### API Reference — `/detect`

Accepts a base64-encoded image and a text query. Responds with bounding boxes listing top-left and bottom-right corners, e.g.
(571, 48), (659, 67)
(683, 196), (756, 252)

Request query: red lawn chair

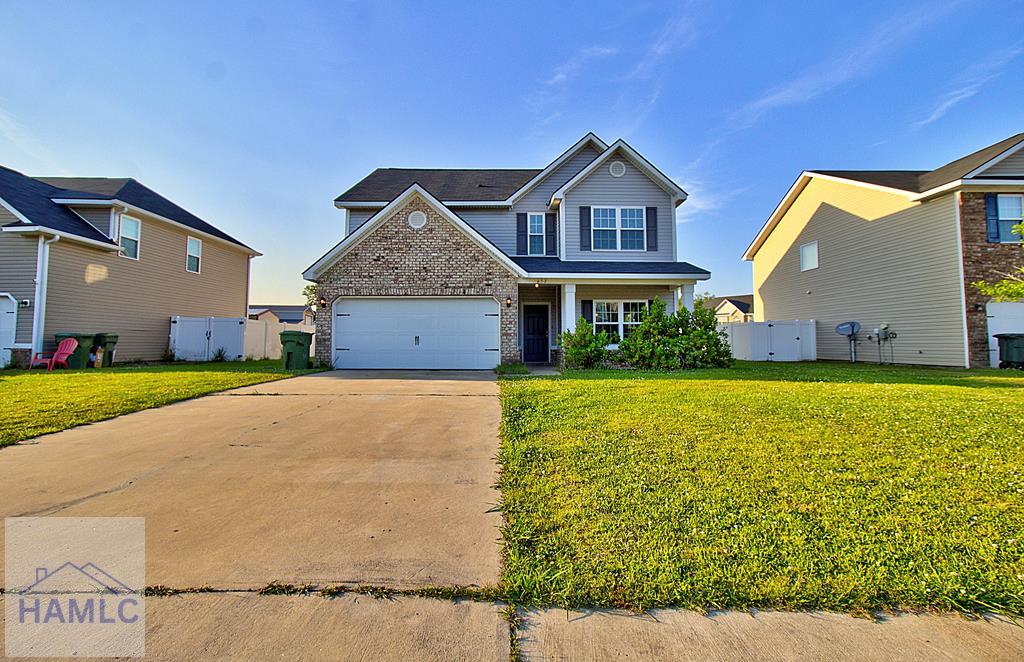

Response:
(30, 337), (79, 371)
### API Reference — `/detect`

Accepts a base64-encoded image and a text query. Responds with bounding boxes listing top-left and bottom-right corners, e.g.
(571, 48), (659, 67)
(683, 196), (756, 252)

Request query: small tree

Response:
(559, 317), (611, 369)
(618, 298), (732, 370)
(302, 284), (318, 308)
(973, 221), (1024, 301)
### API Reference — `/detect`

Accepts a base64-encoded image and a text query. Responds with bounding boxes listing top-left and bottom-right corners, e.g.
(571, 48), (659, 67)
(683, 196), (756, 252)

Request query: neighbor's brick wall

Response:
(314, 194), (520, 366)
(960, 192), (1024, 367)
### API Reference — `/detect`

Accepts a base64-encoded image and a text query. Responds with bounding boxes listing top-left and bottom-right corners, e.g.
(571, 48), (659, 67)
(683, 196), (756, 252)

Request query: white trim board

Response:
(1, 224), (121, 251)
(507, 132), (608, 205)
(550, 139), (688, 206)
(304, 183), (529, 280)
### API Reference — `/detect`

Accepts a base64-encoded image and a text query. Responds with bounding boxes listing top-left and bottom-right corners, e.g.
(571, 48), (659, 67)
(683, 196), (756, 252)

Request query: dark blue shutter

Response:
(545, 212), (557, 256)
(581, 300), (593, 323)
(985, 194), (1000, 243)
(579, 207), (591, 251)
(645, 207), (658, 251)
(516, 213), (528, 254)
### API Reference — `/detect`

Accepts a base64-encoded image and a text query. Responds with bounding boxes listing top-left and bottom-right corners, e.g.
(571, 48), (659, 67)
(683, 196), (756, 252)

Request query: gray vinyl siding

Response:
(0, 232), (39, 344)
(983, 149), (1024, 176)
(563, 154), (675, 261)
(753, 177), (966, 367)
(574, 285), (677, 320)
(347, 209), (377, 235)
(69, 206), (111, 237)
(43, 210), (251, 361)
(341, 144), (602, 254)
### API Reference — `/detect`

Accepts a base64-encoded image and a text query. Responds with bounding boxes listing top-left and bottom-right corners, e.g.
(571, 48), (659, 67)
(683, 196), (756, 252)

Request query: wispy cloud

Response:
(627, 6), (701, 80)
(545, 47), (618, 86)
(674, 177), (746, 224)
(731, 4), (960, 130)
(0, 104), (63, 172)
(913, 43), (1022, 128)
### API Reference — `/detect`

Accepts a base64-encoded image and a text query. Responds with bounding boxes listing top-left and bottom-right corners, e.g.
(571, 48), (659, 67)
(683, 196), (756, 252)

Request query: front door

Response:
(523, 305), (549, 363)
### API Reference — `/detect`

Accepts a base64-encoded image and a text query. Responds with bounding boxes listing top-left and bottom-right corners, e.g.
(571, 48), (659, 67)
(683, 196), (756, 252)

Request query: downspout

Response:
(30, 233), (61, 355)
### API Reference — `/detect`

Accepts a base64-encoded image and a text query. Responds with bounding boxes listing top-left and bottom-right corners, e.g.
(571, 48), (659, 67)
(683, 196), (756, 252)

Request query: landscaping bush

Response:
(558, 317), (611, 369)
(618, 298), (732, 369)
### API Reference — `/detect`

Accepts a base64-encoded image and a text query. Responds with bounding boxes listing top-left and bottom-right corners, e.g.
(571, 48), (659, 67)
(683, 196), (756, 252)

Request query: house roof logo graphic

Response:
(17, 562), (136, 595)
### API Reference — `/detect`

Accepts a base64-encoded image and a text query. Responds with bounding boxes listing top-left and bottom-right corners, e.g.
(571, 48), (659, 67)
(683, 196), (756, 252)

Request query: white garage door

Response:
(987, 301), (1024, 367)
(332, 297), (501, 369)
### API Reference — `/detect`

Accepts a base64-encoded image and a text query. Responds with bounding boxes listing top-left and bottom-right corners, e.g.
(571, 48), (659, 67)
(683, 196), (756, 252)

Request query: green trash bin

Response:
(994, 333), (1024, 369)
(280, 331), (313, 370)
(53, 332), (97, 369)
(94, 333), (119, 367)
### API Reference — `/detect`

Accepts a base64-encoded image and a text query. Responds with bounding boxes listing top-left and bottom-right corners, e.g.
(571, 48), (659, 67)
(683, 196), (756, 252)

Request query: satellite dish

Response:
(835, 321), (861, 337)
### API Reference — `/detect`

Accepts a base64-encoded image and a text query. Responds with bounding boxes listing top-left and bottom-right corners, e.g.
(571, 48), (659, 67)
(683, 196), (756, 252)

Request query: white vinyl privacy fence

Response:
(244, 319), (315, 360)
(720, 320), (817, 362)
(169, 316), (246, 361)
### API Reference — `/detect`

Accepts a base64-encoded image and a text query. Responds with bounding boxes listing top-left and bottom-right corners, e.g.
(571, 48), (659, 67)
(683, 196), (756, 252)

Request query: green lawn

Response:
(498, 361), (1024, 615)
(0, 360), (319, 446)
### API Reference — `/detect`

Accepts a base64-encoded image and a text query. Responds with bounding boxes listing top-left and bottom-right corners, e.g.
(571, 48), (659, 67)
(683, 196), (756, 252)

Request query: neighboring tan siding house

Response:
(744, 133), (1024, 368)
(0, 165), (258, 365)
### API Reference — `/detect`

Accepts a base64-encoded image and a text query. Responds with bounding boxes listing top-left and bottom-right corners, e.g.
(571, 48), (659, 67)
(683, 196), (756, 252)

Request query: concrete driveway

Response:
(0, 370), (503, 589)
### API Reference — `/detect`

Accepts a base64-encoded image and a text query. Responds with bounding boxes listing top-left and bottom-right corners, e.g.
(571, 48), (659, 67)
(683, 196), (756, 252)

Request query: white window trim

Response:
(591, 207), (646, 252)
(186, 235), (202, 274)
(592, 299), (648, 346)
(119, 215), (141, 261)
(799, 240), (818, 272)
(996, 194), (1023, 244)
(527, 212), (546, 256)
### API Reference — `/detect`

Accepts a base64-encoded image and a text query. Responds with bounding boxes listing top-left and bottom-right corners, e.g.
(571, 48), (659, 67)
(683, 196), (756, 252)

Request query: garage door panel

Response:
(333, 297), (501, 369)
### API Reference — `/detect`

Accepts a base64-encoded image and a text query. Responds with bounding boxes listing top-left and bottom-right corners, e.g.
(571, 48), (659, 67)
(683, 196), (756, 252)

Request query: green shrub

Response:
(495, 362), (530, 375)
(618, 298), (732, 370)
(559, 317), (611, 369)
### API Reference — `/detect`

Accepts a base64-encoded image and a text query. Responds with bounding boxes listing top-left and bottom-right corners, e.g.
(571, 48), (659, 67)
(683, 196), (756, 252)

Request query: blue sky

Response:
(2, 0), (1022, 302)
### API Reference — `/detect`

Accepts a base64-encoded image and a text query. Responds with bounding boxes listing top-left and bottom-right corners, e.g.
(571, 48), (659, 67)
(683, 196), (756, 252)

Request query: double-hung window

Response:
(593, 300), (648, 343)
(592, 207), (645, 251)
(528, 213), (545, 255)
(186, 236), (202, 273)
(996, 194), (1023, 243)
(119, 216), (140, 260)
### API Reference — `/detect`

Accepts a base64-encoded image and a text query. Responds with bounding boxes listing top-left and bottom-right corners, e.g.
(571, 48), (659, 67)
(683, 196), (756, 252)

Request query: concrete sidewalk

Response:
(518, 607), (1024, 661)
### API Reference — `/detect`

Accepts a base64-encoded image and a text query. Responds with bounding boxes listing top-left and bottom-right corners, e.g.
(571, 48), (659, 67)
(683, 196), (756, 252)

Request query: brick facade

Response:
(959, 192), (1024, 367)
(10, 348), (30, 368)
(313, 194), (520, 367)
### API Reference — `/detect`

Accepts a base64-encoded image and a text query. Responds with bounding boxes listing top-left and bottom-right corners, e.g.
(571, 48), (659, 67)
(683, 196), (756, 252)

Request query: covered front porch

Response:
(515, 279), (697, 364)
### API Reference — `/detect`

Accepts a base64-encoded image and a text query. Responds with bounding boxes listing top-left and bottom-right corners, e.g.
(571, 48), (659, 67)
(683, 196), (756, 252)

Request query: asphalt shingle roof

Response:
(37, 176), (251, 249)
(511, 256), (710, 275)
(810, 132), (1024, 193)
(335, 168), (542, 203)
(0, 166), (115, 244)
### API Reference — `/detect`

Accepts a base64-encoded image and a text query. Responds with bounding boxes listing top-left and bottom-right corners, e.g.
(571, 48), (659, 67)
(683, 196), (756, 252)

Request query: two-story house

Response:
(0, 165), (258, 366)
(743, 133), (1024, 368)
(304, 134), (710, 369)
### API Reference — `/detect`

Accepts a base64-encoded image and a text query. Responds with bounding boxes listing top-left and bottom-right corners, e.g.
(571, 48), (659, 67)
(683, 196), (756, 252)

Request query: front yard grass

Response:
(1, 359), (319, 446)
(498, 361), (1024, 615)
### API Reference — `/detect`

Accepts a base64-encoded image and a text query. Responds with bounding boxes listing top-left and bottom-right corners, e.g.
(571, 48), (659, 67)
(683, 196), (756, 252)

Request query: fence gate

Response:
(169, 316), (245, 361)
(720, 320), (816, 362)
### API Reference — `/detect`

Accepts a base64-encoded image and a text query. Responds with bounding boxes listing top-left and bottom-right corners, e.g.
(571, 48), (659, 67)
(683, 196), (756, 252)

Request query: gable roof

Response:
(808, 132), (1024, 194)
(41, 176), (254, 250)
(550, 139), (688, 205)
(333, 133), (609, 206)
(305, 183), (528, 280)
(744, 132), (1024, 260)
(703, 295), (753, 314)
(0, 166), (116, 245)
(249, 304), (310, 322)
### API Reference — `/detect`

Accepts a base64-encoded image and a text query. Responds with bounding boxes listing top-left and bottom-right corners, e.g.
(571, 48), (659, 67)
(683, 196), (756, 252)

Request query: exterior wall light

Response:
(505, 297), (513, 307)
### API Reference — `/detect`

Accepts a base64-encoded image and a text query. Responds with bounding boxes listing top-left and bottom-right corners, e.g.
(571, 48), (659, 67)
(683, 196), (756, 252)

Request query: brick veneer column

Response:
(959, 192), (1024, 367)
(312, 194), (520, 367)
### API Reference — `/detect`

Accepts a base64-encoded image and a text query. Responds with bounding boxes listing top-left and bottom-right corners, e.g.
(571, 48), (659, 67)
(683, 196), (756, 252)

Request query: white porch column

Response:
(679, 283), (695, 312)
(561, 283), (576, 333)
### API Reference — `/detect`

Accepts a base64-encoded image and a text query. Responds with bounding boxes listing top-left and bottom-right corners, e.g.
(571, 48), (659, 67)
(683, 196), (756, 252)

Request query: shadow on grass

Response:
(556, 361), (1024, 390)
